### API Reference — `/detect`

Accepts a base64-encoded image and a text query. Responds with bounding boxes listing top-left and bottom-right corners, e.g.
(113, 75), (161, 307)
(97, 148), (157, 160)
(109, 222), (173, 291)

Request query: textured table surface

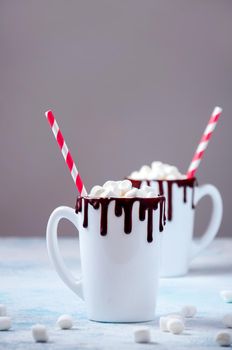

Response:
(0, 238), (232, 349)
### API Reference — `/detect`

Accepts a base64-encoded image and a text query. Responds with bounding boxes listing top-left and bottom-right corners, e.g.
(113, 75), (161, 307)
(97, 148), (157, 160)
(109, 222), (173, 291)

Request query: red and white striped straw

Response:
(45, 110), (87, 196)
(186, 106), (222, 179)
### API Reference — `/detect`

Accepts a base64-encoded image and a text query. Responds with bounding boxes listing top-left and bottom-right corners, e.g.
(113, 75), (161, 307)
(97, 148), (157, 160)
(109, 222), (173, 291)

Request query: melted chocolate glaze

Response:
(75, 196), (166, 243)
(129, 178), (197, 221)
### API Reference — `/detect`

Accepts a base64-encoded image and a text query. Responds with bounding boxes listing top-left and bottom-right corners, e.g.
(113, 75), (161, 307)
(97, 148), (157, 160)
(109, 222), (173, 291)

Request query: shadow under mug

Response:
(128, 178), (223, 277)
(46, 196), (165, 323)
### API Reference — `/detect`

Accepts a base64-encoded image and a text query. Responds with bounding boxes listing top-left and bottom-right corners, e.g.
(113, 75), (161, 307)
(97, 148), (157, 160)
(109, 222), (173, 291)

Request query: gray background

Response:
(0, 0), (231, 237)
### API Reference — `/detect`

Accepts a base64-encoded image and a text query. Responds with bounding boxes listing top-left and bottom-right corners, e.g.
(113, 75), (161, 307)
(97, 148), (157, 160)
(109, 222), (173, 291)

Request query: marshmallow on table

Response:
(56, 314), (73, 329)
(167, 318), (184, 334)
(159, 316), (169, 332)
(215, 331), (232, 347)
(0, 305), (7, 316)
(220, 290), (232, 303)
(32, 324), (49, 343)
(223, 314), (232, 328)
(134, 327), (151, 343)
(181, 305), (197, 318)
(0, 317), (11, 331)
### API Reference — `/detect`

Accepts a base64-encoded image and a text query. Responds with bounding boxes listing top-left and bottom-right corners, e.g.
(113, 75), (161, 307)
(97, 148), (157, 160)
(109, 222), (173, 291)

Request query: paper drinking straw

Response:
(45, 110), (87, 196)
(186, 106), (222, 179)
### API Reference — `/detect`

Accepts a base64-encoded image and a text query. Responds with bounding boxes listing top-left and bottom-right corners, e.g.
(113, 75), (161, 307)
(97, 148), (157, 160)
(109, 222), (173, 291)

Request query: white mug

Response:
(46, 196), (165, 322)
(129, 178), (223, 277)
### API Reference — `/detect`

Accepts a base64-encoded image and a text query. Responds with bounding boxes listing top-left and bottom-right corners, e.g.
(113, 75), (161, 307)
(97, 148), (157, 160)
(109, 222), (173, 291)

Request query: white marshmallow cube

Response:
(0, 317), (11, 331)
(136, 189), (147, 198)
(0, 305), (7, 316)
(223, 314), (232, 328)
(56, 314), (73, 329)
(159, 316), (169, 332)
(124, 188), (138, 198)
(215, 331), (231, 347)
(134, 327), (151, 343)
(118, 180), (132, 196)
(89, 185), (105, 198)
(220, 290), (232, 303)
(32, 324), (49, 342)
(167, 318), (184, 334)
(181, 305), (197, 318)
(101, 189), (117, 198)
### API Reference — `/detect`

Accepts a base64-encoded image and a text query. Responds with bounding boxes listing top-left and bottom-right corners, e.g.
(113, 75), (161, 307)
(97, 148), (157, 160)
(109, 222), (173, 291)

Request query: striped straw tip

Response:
(213, 106), (223, 115)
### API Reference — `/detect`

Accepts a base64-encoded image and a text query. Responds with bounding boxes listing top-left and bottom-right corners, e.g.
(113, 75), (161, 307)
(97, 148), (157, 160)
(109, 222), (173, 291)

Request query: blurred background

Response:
(0, 0), (231, 237)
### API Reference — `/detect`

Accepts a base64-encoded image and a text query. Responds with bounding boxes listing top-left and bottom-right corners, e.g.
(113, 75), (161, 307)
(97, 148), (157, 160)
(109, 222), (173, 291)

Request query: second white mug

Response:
(129, 178), (223, 277)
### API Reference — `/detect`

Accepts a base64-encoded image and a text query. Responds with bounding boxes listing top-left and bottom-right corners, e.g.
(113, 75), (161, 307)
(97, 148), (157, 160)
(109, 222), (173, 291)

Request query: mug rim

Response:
(127, 177), (197, 184)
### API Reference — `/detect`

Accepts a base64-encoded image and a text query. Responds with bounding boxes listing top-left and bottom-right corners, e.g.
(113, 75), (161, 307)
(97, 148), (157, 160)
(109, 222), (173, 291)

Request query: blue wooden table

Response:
(0, 238), (231, 349)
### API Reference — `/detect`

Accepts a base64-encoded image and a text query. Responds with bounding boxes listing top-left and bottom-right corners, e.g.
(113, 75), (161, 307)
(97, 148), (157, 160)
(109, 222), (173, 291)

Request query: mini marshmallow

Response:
(136, 189), (147, 198)
(0, 317), (11, 331)
(215, 331), (232, 347)
(139, 165), (151, 177)
(32, 324), (49, 343)
(56, 314), (73, 329)
(118, 180), (132, 195)
(181, 305), (197, 318)
(89, 185), (105, 198)
(167, 318), (184, 334)
(101, 189), (117, 198)
(124, 188), (138, 198)
(220, 290), (232, 303)
(223, 314), (232, 328)
(0, 305), (7, 316)
(134, 327), (151, 343)
(159, 316), (169, 332)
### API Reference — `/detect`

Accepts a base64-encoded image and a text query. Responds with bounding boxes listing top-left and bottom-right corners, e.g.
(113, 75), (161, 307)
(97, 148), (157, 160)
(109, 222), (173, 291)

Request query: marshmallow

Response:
(167, 318), (184, 334)
(215, 331), (231, 347)
(89, 185), (105, 198)
(0, 305), (7, 316)
(0, 317), (11, 331)
(134, 327), (151, 343)
(124, 188), (138, 198)
(159, 316), (169, 332)
(32, 324), (49, 343)
(223, 314), (232, 328)
(118, 180), (132, 195)
(101, 189), (117, 198)
(57, 314), (73, 329)
(136, 189), (147, 198)
(181, 305), (197, 318)
(220, 290), (232, 303)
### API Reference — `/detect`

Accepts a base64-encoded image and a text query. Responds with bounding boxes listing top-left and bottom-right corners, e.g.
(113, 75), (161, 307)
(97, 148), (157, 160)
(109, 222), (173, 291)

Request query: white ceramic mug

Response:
(129, 179), (223, 277)
(46, 196), (165, 322)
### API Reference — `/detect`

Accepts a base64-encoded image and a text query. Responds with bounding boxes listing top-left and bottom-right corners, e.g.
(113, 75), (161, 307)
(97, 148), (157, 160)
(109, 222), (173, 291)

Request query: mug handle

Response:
(46, 206), (84, 300)
(191, 184), (223, 260)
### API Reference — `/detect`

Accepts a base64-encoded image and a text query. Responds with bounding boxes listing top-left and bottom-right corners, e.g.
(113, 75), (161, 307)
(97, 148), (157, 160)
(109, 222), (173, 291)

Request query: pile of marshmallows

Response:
(88, 180), (157, 198)
(129, 161), (186, 180)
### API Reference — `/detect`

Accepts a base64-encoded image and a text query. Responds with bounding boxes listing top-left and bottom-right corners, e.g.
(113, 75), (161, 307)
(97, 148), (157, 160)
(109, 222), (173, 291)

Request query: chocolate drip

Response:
(75, 197), (165, 243)
(129, 178), (197, 221)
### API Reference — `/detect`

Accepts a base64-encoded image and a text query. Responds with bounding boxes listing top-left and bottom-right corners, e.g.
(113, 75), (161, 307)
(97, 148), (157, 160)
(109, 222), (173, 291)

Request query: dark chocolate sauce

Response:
(129, 178), (197, 221)
(75, 196), (166, 243)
